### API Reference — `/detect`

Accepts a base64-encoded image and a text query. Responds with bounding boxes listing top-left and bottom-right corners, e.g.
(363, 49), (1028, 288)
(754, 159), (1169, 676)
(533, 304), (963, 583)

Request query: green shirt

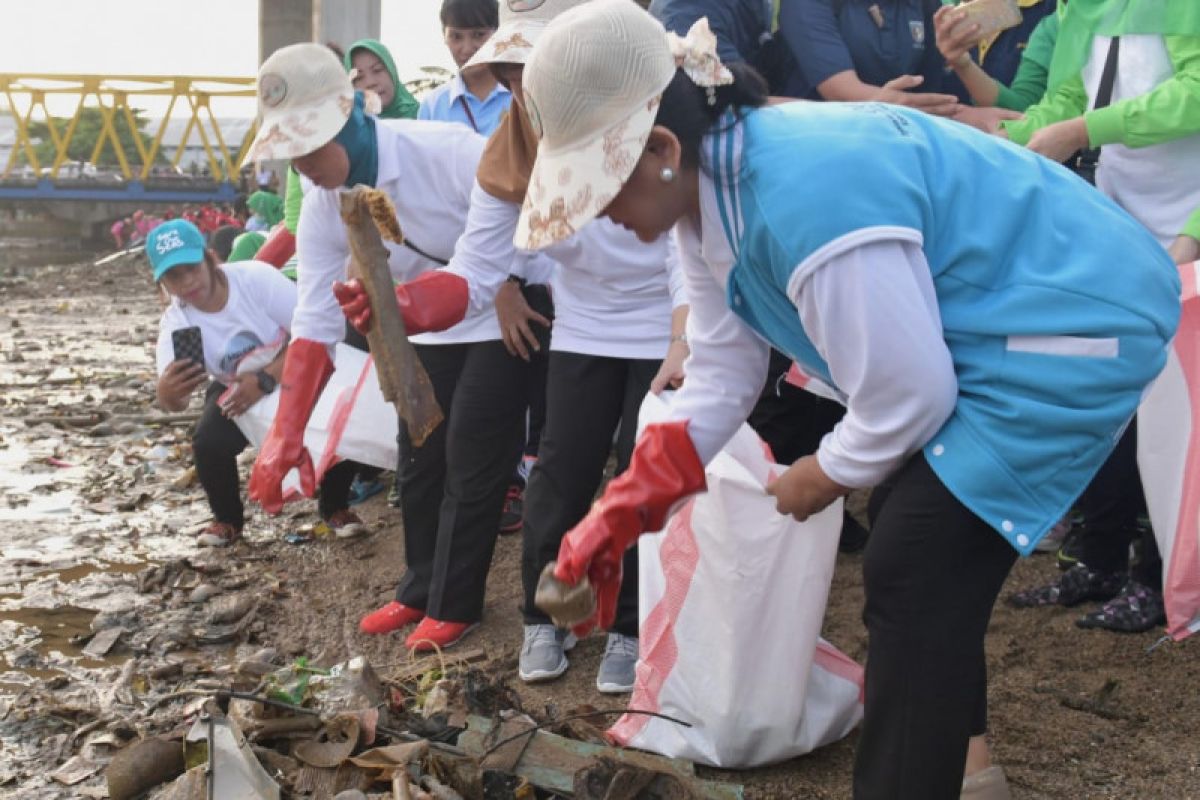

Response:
(995, 13), (1058, 111)
(1184, 207), (1200, 240)
(284, 167), (303, 235)
(1003, 34), (1200, 146)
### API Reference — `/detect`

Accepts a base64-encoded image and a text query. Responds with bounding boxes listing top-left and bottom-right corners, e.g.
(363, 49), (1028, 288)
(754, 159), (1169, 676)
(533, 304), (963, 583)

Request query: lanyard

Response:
(457, 95), (480, 133)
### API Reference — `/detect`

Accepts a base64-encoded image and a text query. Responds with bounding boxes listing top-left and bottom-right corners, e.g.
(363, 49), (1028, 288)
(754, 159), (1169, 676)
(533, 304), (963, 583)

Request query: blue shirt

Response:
(780, 0), (953, 100)
(418, 74), (511, 136)
(649, 0), (802, 95)
(709, 103), (1179, 554)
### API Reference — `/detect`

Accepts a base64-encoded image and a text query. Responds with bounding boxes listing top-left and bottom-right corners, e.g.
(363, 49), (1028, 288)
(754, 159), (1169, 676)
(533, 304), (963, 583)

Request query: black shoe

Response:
(1076, 580), (1165, 633)
(1007, 563), (1124, 608)
(837, 513), (870, 554)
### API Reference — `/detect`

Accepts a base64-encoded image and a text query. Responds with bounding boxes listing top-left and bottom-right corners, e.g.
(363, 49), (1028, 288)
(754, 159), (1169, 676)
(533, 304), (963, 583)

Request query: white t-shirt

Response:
(155, 261), (296, 384)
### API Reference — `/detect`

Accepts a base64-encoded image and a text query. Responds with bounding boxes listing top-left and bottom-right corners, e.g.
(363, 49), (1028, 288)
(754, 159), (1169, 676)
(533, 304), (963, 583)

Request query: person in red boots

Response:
(245, 42), (534, 652)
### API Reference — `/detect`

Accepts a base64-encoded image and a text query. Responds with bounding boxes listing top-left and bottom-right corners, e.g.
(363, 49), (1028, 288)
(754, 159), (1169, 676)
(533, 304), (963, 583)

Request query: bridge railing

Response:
(0, 74), (258, 185)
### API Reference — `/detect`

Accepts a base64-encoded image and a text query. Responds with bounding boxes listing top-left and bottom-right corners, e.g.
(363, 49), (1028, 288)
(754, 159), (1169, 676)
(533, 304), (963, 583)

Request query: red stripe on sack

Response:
(315, 356), (373, 482)
(814, 639), (866, 704)
(608, 500), (700, 745)
(1166, 263), (1200, 640)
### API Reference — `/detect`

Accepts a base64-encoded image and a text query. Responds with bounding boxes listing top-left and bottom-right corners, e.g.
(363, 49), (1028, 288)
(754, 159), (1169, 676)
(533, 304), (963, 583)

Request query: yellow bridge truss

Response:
(0, 74), (257, 183)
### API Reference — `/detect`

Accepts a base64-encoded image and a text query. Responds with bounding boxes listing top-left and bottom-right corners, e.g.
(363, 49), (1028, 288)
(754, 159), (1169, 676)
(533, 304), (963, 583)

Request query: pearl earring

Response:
(660, 166), (676, 183)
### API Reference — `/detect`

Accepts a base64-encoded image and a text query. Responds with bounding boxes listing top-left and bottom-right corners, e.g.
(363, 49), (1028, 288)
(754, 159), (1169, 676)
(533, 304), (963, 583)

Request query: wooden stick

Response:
(338, 187), (444, 447)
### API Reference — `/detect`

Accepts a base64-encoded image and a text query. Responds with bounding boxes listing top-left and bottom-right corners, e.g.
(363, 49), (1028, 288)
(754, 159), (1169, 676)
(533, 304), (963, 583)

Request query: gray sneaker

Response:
(596, 633), (639, 694)
(518, 624), (577, 683)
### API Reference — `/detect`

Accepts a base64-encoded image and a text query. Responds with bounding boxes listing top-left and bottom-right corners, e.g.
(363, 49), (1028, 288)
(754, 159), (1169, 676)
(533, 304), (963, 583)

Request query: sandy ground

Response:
(1, 255), (1199, 798)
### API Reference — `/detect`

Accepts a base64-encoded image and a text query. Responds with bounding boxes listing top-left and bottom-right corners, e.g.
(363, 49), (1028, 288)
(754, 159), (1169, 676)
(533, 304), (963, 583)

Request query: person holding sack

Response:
(512, 3), (1179, 797)
(149, 219), (361, 547)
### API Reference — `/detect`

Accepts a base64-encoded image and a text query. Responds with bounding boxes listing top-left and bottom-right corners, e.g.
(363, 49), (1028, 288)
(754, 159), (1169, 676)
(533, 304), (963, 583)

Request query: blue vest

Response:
(712, 103), (1179, 554)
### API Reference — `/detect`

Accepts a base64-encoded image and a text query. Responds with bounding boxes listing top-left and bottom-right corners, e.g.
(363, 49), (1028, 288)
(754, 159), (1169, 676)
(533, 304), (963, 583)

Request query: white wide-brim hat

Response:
(465, 0), (593, 69)
(515, 0), (676, 250)
(248, 43), (355, 162)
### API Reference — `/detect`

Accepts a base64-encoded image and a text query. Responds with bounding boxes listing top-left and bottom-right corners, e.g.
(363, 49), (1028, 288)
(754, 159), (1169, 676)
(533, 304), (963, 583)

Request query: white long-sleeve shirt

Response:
(293, 119), (503, 347)
(667, 169), (957, 487)
(446, 184), (686, 360)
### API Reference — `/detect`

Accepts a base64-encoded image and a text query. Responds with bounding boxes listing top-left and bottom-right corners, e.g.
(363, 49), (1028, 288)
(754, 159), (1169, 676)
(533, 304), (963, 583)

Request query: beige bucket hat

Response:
(247, 43), (355, 163)
(465, 0), (593, 69)
(515, 0), (676, 250)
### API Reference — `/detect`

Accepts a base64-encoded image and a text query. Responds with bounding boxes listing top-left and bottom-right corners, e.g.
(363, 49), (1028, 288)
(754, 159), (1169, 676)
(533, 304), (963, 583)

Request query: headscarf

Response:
(476, 105), (539, 205)
(228, 232), (267, 262)
(246, 191), (284, 227)
(1048, 0), (1200, 90)
(343, 39), (420, 119)
(334, 92), (379, 189)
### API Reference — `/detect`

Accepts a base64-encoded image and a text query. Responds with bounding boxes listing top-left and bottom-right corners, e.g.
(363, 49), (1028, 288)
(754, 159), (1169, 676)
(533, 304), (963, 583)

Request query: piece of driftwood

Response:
(339, 186), (443, 447)
(458, 716), (744, 800)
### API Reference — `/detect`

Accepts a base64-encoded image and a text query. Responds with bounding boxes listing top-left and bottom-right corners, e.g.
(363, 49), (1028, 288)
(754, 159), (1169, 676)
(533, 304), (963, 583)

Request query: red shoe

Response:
(359, 601), (423, 635)
(404, 617), (479, 652)
(499, 485), (523, 534)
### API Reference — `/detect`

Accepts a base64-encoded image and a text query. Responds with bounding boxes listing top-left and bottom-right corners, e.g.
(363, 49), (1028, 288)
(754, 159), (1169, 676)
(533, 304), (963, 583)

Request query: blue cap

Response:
(146, 219), (206, 280)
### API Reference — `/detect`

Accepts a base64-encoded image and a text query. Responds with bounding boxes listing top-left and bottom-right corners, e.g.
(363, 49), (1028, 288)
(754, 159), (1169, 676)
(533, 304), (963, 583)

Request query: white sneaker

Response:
(518, 624), (577, 683)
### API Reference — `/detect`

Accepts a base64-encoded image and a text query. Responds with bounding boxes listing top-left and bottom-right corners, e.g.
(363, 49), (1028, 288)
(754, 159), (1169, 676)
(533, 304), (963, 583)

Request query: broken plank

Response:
(458, 715), (743, 800)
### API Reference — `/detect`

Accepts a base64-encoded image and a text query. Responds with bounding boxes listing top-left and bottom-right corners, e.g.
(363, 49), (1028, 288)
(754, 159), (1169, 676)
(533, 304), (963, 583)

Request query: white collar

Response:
(447, 71), (511, 103)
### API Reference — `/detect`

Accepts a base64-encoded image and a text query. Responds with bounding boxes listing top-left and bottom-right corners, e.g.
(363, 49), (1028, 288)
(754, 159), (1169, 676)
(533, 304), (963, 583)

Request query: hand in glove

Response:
(550, 421), (706, 636)
(333, 271), (469, 336)
(248, 338), (333, 513)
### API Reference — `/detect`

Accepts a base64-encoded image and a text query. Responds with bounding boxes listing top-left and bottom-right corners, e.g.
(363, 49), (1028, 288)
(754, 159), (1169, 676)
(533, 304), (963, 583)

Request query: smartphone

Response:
(171, 325), (204, 369)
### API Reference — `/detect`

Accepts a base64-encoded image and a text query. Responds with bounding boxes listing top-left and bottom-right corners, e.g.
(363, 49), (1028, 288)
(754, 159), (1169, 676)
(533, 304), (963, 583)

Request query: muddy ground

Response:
(1, 254), (1198, 799)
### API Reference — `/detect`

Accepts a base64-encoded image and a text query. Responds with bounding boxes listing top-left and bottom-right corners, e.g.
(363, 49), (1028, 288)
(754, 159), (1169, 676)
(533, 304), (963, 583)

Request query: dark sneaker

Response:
(1035, 517), (1073, 554)
(347, 476), (385, 505)
(1076, 581), (1166, 633)
(499, 485), (523, 535)
(1055, 526), (1086, 571)
(197, 522), (242, 548)
(324, 509), (369, 540)
(837, 513), (870, 554)
(1006, 564), (1124, 608)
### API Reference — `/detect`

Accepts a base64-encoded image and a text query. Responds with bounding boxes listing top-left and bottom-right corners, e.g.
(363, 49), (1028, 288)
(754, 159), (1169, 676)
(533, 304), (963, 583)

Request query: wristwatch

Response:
(255, 370), (278, 394)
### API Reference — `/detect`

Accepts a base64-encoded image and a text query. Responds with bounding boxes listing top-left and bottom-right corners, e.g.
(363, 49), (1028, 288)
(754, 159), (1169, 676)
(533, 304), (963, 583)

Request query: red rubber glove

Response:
(254, 225), (296, 268)
(248, 338), (333, 514)
(333, 271), (469, 336)
(553, 421), (706, 636)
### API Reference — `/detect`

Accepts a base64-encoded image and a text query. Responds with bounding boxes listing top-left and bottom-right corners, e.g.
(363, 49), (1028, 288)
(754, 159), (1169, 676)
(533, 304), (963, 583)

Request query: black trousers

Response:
(1077, 423), (1162, 587)
(521, 352), (661, 637)
(748, 349), (847, 465)
(854, 454), (1018, 800)
(393, 340), (532, 620)
(192, 382), (356, 527)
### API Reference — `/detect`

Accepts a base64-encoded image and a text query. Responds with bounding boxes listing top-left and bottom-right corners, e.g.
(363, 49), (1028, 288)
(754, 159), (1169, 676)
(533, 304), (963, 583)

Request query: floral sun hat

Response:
(515, 0), (730, 250)
(465, 0), (593, 69)
(247, 43), (355, 163)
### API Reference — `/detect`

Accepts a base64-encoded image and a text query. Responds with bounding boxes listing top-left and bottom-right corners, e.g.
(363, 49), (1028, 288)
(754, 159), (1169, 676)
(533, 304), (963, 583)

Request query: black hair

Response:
(653, 62), (768, 170)
(325, 41), (346, 60)
(208, 225), (241, 262)
(440, 0), (499, 29)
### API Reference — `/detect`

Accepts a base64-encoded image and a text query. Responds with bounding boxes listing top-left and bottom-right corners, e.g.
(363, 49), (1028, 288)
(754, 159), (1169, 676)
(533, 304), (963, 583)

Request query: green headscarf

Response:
(247, 191), (284, 227)
(343, 39), (420, 119)
(228, 232), (267, 262)
(1048, 0), (1200, 91)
